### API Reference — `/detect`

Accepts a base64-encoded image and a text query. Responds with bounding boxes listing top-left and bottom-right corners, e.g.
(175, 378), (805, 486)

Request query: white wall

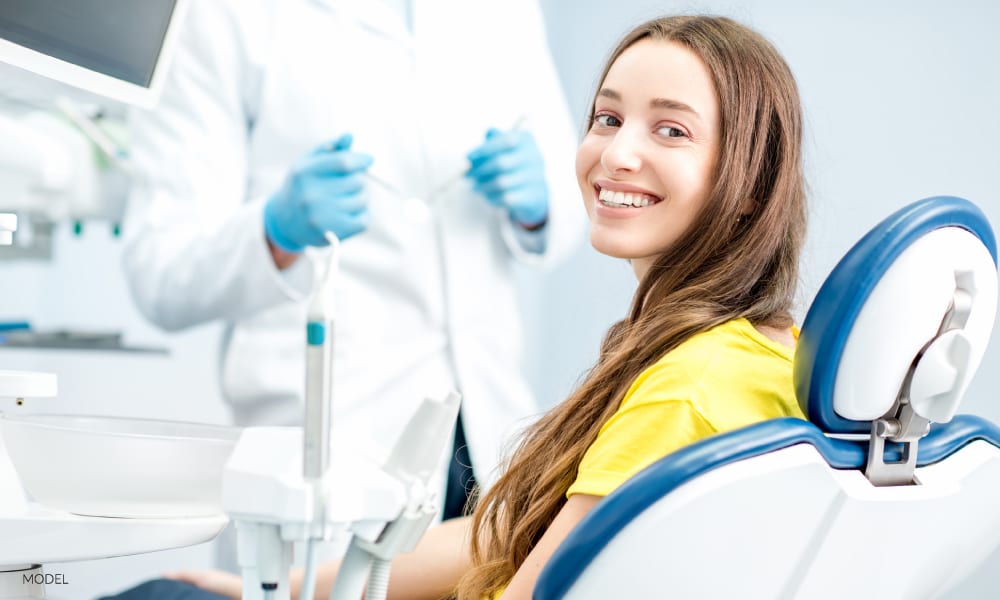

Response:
(0, 1), (997, 598)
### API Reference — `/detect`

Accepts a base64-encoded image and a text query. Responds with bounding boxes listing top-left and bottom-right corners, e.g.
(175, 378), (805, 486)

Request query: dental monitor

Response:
(0, 0), (189, 108)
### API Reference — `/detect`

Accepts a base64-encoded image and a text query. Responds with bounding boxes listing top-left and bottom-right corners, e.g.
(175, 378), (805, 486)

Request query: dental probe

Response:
(426, 113), (529, 201)
(364, 171), (432, 223)
(359, 113), (530, 208)
(364, 170), (406, 199)
(317, 136), (402, 201)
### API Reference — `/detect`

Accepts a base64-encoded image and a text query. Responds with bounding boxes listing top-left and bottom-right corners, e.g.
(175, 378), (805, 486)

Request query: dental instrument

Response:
(429, 114), (528, 202)
(298, 231), (339, 600)
(363, 171), (405, 200)
(364, 171), (432, 223)
(305, 232), (339, 483)
(362, 114), (529, 220)
(223, 227), (462, 600)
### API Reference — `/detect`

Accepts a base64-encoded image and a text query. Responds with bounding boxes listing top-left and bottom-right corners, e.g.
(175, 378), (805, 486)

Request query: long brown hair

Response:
(456, 15), (806, 599)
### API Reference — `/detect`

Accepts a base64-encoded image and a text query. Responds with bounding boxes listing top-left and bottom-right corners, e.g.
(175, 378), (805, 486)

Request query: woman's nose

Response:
(600, 129), (643, 174)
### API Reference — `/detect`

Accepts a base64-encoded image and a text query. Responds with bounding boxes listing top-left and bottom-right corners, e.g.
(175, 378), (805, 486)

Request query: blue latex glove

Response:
(466, 128), (549, 228)
(264, 134), (373, 252)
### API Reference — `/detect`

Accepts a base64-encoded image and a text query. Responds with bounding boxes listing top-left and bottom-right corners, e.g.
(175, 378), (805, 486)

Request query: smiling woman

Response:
(460, 14), (807, 600)
(102, 14), (808, 600)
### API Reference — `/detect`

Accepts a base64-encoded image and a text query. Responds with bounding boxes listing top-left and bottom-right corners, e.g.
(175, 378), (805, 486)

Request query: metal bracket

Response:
(865, 404), (928, 486)
(864, 274), (972, 486)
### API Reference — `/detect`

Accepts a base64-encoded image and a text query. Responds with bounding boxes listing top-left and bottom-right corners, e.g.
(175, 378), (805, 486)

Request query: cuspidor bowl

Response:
(0, 414), (241, 518)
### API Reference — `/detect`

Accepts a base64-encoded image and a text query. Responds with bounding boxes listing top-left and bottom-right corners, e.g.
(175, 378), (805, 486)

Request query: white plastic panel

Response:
(222, 427), (407, 527)
(562, 442), (1000, 600)
(833, 228), (997, 422)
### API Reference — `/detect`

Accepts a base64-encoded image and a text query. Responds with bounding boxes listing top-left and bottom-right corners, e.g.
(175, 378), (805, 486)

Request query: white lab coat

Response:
(123, 0), (582, 495)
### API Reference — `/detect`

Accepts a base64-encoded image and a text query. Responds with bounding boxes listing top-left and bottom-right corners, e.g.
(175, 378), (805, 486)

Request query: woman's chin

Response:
(589, 237), (639, 261)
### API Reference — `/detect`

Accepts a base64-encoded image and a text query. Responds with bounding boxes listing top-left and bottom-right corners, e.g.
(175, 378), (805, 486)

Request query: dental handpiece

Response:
(303, 321), (332, 480)
(303, 233), (339, 480)
(302, 272), (333, 600)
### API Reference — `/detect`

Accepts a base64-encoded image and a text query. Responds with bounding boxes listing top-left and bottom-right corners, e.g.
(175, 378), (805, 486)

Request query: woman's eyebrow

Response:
(649, 97), (701, 121)
(598, 88), (702, 121)
(597, 88), (622, 101)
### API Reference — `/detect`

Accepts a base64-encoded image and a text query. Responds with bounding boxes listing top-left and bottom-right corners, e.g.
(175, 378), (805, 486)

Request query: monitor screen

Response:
(0, 0), (176, 87)
(0, 0), (186, 107)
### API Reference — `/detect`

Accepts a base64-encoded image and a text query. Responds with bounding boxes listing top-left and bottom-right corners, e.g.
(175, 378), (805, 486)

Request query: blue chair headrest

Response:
(794, 196), (998, 434)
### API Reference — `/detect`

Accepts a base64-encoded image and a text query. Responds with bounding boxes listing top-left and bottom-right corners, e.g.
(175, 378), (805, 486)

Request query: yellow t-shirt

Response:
(566, 318), (803, 498)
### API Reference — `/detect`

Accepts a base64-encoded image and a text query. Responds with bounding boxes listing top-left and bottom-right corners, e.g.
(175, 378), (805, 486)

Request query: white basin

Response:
(0, 414), (240, 518)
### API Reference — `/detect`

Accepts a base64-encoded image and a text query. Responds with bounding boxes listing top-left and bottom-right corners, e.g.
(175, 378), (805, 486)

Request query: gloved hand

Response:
(466, 128), (549, 228)
(264, 134), (373, 252)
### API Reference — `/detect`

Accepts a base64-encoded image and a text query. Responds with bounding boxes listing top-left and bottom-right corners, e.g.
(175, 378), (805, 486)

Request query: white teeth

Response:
(598, 188), (657, 208)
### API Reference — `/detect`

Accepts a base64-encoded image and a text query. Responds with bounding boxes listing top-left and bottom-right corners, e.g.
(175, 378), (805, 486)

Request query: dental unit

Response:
(0, 212), (460, 600)
(225, 233), (461, 600)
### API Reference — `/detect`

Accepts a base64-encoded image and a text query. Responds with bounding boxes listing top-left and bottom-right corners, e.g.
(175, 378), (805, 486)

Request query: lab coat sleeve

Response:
(122, 0), (316, 332)
(498, 0), (586, 268)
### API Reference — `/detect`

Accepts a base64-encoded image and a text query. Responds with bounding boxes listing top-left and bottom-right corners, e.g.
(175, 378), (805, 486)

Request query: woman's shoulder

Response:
(623, 318), (802, 425)
(625, 319), (796, 403)
(659, 318), (793, 366)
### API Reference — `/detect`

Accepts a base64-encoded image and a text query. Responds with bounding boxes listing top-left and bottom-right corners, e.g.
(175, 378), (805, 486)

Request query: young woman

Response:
(103, 14), (806, 600)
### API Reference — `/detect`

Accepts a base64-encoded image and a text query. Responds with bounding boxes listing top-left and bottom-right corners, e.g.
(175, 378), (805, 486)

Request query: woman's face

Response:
(576, 39), (721, 280)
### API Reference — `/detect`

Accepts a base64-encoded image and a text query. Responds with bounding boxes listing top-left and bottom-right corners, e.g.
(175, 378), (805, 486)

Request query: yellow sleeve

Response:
(566, 399), (717, 498)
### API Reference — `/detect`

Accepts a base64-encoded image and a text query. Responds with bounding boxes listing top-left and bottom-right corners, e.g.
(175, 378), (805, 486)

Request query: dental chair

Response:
(535, 196), (1000, 600)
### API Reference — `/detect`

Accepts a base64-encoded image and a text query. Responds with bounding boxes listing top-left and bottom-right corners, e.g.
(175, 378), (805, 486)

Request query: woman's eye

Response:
(592, 113), (621, 128)
(656, 125), (688, 138)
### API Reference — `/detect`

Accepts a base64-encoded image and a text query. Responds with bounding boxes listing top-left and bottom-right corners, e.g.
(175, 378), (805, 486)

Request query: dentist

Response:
(121, 0), (581, 569)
